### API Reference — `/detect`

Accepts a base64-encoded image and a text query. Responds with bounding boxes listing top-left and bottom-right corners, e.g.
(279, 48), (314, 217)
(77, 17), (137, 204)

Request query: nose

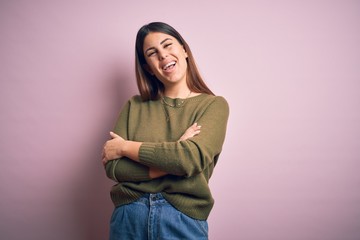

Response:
(158, 49), (167, 60)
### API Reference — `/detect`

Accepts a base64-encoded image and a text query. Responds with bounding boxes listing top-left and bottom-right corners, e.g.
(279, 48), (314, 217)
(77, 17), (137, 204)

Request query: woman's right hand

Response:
(149, 122), (202, 178)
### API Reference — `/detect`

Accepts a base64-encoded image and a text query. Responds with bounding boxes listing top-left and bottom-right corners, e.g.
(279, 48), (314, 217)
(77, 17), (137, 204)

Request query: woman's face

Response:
(143, 32), (188, 88)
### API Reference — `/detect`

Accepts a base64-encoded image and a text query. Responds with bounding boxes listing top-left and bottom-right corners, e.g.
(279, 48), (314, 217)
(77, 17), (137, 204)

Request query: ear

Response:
(143, 64), (154, 75)
(183, 46), (188, 58)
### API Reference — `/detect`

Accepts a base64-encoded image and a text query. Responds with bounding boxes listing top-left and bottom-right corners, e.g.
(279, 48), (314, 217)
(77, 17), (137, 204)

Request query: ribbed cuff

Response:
(139, 142), (157, 167)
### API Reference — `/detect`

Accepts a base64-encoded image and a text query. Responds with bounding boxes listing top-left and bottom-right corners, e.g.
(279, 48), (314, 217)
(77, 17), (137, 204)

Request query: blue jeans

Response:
(109, 193), (208, 240)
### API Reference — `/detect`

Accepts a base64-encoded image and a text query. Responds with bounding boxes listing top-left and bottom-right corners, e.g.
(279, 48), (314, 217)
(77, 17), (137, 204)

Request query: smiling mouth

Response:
(162, 61), (176, 71)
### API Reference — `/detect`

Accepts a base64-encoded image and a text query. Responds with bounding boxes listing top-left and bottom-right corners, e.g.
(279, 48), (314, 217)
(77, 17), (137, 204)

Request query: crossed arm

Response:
(102, 122), (202, 179)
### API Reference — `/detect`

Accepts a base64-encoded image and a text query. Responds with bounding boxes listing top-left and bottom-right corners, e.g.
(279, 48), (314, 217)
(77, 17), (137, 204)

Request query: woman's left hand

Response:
(178, 123), (201, 141)
(102, 132), (125, 166)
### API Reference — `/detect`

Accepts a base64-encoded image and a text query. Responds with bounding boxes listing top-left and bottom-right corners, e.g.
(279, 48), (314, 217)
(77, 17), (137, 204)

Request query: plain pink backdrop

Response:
(1, 1), (360, 239)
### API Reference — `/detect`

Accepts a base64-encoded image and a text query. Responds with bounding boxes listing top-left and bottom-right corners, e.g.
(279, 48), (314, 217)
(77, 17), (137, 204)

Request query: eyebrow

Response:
(145, 38), (172, 54)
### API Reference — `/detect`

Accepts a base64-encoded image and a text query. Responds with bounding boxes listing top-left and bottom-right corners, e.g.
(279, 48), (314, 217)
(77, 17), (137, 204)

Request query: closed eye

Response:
(147, 50), (157, 57)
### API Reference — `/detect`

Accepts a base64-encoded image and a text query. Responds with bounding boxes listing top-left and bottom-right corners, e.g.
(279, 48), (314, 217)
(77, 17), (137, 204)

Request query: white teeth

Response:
(163, 61), (176, 70)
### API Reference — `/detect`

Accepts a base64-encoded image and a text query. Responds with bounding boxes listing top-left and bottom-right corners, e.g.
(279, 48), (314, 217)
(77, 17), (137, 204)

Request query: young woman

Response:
(102, 22), (229, 240)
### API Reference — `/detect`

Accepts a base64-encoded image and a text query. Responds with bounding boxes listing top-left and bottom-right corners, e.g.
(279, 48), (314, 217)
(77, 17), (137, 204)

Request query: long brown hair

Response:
(135, 22), (214, 101)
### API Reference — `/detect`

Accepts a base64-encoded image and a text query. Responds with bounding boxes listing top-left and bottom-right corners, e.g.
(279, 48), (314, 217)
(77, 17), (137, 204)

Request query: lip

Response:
(161, 60), (177, 73)
(161, 60), (176, 69)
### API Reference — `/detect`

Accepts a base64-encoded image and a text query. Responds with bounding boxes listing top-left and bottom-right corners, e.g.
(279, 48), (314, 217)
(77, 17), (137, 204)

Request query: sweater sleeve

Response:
(139, 96), (229, 177)
(105, 157), (151, 182)
(105, 98), (152, 182)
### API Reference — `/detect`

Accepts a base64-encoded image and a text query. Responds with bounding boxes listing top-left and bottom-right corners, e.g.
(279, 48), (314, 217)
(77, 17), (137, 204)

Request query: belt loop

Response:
(150, 193), (157, 202)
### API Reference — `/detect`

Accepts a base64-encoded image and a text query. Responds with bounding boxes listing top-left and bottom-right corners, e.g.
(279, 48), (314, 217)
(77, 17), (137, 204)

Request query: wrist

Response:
(121, 140), (141, 162)
(149, 168), (167, 179)
(119, 139), (127, 156)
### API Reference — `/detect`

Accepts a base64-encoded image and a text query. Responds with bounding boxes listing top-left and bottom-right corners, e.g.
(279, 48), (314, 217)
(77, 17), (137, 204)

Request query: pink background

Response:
(1, 1), (360, 239)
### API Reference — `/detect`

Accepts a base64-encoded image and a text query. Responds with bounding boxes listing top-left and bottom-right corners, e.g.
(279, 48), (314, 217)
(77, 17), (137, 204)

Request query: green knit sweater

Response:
(105, 93), (229, 220)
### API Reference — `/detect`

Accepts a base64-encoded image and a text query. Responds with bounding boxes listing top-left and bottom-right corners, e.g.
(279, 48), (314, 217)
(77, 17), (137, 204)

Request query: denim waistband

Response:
(137, 192), (166, 205)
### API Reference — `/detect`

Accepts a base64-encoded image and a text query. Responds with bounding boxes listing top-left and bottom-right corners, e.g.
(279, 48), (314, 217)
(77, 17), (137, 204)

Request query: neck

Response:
(163, 86), (191, 99)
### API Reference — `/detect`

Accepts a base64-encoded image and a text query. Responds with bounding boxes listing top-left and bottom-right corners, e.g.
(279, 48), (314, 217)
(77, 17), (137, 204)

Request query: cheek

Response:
(146, 60), (157, 71)
(179, 54), (188, 67)
(179, 49), (188, 62)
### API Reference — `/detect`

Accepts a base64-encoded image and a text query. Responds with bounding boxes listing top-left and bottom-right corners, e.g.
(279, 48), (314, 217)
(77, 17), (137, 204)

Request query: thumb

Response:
(109, 131), (120, 138)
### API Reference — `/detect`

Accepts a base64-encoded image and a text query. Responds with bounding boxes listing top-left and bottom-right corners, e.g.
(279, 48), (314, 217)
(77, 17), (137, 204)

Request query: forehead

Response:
(143, 32), (175, 49)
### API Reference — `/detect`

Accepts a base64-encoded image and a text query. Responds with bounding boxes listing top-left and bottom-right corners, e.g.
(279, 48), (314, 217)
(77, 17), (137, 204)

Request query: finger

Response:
(110, 131), (120, 138)
(187, 123), (197, 130)
(102, 150), (107, 159)
(193, 126), (201, 131)
(193, 130), (201, 136)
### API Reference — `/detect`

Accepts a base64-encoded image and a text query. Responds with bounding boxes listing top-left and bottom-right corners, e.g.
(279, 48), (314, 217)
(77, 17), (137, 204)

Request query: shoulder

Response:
(191, 94), (229, 117)
(125, 95), (148, 107)
(200, 94), (229, 109)
(128, 95), (142, 103)
(125, 95), (161, 110)
(214, 95), (229, 106)
(211, 95), (229, 114)
(117, 95), (143, 113)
